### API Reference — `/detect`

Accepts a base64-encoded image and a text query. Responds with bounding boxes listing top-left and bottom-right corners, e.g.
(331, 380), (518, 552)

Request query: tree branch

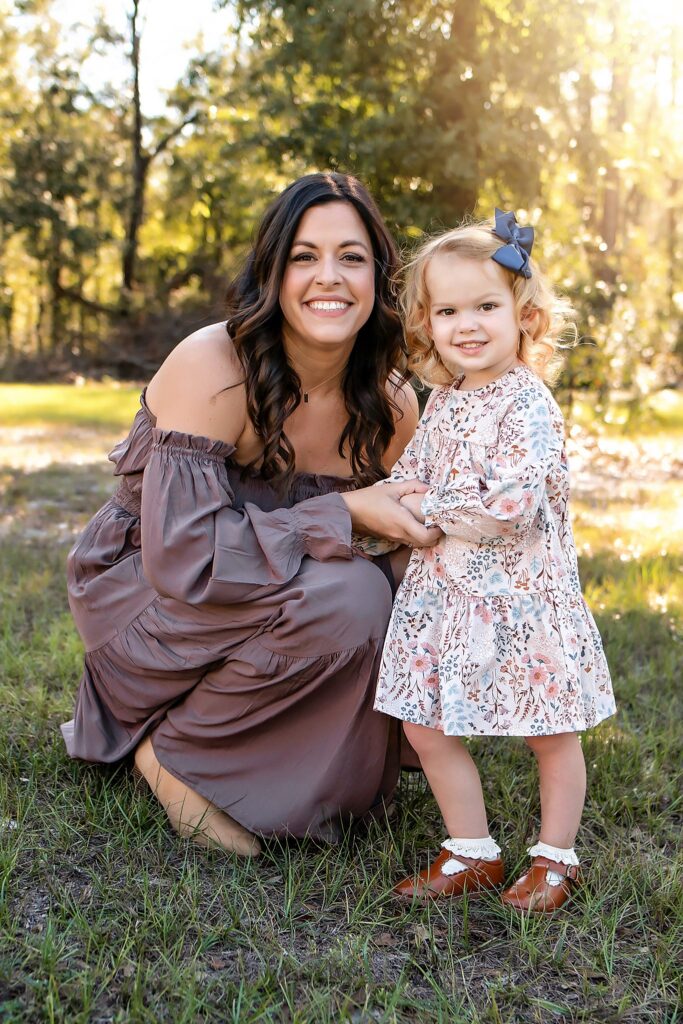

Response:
(151, 111), (201, 159)
(55, 284), (121, 317)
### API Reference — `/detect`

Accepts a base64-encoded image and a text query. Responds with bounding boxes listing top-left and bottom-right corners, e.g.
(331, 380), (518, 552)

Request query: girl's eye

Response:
(438, 308), (456, 316)
(480, 302), (498, 311)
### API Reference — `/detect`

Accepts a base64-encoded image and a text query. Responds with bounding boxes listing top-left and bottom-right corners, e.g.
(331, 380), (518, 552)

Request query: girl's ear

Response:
(520, 305), (539, 335)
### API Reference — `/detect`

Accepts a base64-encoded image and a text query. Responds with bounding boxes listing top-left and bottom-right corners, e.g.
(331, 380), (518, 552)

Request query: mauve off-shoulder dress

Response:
(62, 392), (401, 840)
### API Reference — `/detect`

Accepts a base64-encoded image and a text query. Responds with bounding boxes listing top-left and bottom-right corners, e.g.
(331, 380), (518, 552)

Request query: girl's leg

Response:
(403, 722), (489, 836)
(524, 732), (586, 848)
(134, 736), (261, 857)
(397, 722), (502, 898)
(501, 732), (585, 912)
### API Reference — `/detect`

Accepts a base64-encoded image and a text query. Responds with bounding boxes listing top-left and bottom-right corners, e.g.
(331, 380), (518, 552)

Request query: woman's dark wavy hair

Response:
(225, 171), (408, 490)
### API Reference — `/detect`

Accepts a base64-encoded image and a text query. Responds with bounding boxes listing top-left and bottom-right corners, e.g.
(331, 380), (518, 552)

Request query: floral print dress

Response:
(372, 365), (616, 737)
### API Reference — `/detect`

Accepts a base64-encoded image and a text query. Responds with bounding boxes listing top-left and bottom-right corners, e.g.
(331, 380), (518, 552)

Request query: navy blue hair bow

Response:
(491, 208), (534, 279)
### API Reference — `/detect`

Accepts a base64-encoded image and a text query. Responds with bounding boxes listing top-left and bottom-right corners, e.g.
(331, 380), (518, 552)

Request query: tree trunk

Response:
(667, 33), (679, 317)
(600, 11), (629, 253)
(122, 0), (147, 299)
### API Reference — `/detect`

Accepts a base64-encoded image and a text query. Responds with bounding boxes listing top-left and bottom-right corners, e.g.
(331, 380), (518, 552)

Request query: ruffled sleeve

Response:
(421, 388), (564, 543)
(141, 428), (353, 604)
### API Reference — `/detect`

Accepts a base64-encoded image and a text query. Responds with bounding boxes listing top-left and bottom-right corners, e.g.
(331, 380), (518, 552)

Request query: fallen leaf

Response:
(208, 955), (231, 970)
(411, 923), (431, 945)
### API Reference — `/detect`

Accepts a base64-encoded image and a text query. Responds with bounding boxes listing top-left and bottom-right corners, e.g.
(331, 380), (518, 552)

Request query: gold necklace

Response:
(302, 366), (345, 403)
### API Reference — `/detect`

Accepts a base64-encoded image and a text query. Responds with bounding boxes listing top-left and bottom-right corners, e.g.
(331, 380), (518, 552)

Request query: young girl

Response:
(370, 210), (616, 912)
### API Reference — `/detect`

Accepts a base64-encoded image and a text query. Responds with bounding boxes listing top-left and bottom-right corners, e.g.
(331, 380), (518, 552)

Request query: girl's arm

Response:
(421, 389), (565, 543)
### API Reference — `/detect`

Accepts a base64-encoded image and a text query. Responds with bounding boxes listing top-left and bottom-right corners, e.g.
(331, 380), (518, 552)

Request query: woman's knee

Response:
(348, 556), (393, 632)
(311, 556), (392, 636)
(268, 556), (392, 654)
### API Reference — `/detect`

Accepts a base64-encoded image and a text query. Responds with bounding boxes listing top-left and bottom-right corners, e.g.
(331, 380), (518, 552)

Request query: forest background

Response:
(1, 0), (682, 402)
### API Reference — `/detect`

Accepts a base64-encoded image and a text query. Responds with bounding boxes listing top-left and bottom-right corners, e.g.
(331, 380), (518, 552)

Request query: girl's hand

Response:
(342, 481), (442, 548)
(398, 491), (426, 524)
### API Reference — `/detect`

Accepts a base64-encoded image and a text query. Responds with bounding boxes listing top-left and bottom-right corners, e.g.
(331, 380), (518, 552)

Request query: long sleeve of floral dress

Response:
(141, 428), (353, 605)
(421, 388), (564, 545)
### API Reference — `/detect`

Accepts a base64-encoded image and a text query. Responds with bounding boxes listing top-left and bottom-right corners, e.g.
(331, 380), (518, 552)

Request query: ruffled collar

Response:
(451, 363), (533, 396)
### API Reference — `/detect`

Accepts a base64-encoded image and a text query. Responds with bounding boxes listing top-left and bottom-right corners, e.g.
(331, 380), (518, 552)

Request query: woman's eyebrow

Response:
(339, 239), (370, 251)
(291, 239), (370, 251)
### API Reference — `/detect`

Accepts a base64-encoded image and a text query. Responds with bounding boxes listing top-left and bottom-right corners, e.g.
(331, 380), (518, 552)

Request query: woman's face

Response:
(279, 201), (376, 352)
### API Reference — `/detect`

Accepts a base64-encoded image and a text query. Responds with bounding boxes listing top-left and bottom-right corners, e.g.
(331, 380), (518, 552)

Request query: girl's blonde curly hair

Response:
(401, 220), (575, 388)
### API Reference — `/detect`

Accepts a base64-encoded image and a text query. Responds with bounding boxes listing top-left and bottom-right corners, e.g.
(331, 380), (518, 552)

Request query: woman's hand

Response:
(342, 481), (442, 548)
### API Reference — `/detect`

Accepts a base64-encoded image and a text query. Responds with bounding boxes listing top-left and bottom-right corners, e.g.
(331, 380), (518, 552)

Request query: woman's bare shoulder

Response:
(146, 322), (247, 444)
(386, 373), (419, 418)
(383, 374), (420, 469)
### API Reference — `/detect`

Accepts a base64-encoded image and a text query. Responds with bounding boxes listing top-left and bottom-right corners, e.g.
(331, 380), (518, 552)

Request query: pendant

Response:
(303, 393), (309, 403)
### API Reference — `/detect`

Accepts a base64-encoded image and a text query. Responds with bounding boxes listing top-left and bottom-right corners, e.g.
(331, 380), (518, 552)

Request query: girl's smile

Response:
(453, 340), (489, 353)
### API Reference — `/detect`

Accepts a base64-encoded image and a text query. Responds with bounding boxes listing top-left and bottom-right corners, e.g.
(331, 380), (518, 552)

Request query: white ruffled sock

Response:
(440, 835), (501, 876)
(528, 841), (579, 886)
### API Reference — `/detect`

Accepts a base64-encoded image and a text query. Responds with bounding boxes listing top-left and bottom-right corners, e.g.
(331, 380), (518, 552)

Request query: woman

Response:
(63, 172), (439, 856)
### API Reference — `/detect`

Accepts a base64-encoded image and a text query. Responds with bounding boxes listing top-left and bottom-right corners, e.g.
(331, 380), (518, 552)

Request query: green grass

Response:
(0, 385), (681, 1022)
(0, 383), (141, 431)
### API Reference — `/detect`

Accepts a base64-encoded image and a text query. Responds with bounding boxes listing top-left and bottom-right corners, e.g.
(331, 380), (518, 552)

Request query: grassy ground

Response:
(0, 385), (681, 1023)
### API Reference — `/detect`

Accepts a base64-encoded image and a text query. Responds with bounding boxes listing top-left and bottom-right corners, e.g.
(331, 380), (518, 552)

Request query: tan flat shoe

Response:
(501, 855), (581, 913)
(394, 849), (505, 899)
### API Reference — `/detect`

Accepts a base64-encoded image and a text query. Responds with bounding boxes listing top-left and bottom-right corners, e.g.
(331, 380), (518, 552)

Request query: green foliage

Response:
(0, 1), (681, 397)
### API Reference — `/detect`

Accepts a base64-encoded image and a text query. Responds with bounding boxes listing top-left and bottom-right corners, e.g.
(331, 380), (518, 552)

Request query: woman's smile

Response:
(304, 296), (353, 317)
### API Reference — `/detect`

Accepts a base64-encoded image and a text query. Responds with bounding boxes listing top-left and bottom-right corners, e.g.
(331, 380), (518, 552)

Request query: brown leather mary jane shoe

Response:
(394, 849), (505, 900)
(501, 856), (582, 913)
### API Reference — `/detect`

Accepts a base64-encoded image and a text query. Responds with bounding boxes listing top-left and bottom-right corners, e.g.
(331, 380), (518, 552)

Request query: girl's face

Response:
(425, 253), (523, 389)
(279, 201), (376, 355)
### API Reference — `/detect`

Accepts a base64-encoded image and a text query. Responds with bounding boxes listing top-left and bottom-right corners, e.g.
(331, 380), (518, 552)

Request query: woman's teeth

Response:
(308, 301), (349, 310)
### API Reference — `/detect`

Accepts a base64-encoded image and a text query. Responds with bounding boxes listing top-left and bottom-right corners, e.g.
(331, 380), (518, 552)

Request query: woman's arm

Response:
(381, 375), (421, 471)
(343, 479), (441, 550)
(139, 326), (357, 605)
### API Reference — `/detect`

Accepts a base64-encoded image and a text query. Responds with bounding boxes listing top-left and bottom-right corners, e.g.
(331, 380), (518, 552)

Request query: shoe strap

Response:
(532, 855), (580, 881)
